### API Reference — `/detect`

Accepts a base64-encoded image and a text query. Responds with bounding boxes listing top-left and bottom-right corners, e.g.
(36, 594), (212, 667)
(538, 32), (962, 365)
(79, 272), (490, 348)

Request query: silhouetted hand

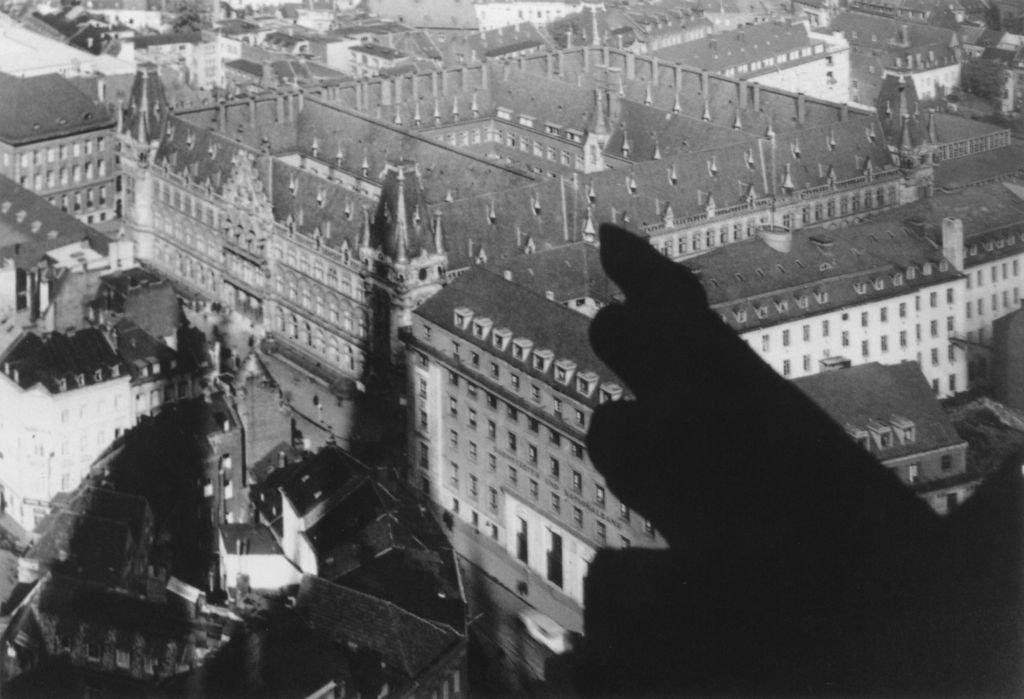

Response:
(574, 224), (1022, 696)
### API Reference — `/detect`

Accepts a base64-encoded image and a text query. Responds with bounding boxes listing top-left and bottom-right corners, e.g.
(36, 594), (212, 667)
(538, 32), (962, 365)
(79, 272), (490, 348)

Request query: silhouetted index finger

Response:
(599, 223), (707, 310)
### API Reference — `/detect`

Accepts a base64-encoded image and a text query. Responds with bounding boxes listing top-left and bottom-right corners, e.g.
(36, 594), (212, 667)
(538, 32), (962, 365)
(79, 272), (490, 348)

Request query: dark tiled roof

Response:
(134, 32), (204, 49)
(794, 362), (965, 459)
(297, 574), (460, 680)
(831, 12), (961, 64)
(0, 72), (114, 145)
(689, 221), (960, 332)
(935, 143), (1024, 190)
(414, 265), (628, 407)
(64, 485), (150, 547)
(484, 242), (621, 305)
(93, 268), (183, 339)
(333, 547), (465, 633)
(2, 328), (126, 393)
(0, 175), (112, 269)
(26, 512), (132, 586)
(650, 21), (819, 72)
(278, 446), (365, 518)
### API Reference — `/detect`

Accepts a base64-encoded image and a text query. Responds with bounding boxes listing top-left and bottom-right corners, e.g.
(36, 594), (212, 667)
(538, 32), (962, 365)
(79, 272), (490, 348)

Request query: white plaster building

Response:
(475, 0), (587, 32)
(0, 328), (132, 529)
(407, 266), (665, 628)
(689, 222), (968, 398)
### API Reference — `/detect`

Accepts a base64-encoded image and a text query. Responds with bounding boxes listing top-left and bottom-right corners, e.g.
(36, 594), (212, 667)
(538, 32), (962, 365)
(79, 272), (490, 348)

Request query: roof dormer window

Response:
(854, 281), (868, 295)
(846, 425), (870, 450)
(906, 265), (917, 280)
(867, 420), (893, 449)
(923, 263), (933, 275)
(56, 378), (67, 392)
(873, 278), (884, 291)
(599, 383), (623, 403)
(576, 371), (598, 397)
(111, 365), (120, 378)
(774, 298), (788, 313)
(472, 317), (493, 339)
(796, 295), (809, 310)
(553, 359), (576, 385)
(454, 307), (473, 330)
(93, 369), (103, 383)
(533, 348), (553, 373)
(814, 289), (829, 304)
(492, 327), (512, 351)
(891, 415), (915, 444)
(733, 307), (748, 323)
(939, 260), (949, 272)
(497, 107), (512, 121)
(75, 373), (85, 388)
(892, 272), (903, 286)
(512, 338), (533, 361)
(754, 304), (768, 320)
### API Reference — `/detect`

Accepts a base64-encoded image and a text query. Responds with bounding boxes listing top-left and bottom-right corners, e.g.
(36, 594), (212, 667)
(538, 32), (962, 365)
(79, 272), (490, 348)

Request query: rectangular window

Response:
(530, 479), (539, 499)
(449, 430), (459, 448)
(572, 470), (582, 492)
(508, 466), (518, 486)
(619, 502), (630, 521)
(516, 516), (527, 560)
(491, 488), (500, 512)
(573, 506), (584, 528)
(597, 521), (607, 543)
(550, 457), (560, 478)
(551, 492), (561, 514)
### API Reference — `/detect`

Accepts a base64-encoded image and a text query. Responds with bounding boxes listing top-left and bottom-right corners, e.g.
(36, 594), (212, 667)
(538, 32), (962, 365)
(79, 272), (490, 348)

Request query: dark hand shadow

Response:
(572, 224), (1023, 696)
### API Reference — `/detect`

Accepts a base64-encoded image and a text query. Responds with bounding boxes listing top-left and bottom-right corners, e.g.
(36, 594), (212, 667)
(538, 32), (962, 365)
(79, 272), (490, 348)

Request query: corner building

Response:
(406, 266), (665, 621)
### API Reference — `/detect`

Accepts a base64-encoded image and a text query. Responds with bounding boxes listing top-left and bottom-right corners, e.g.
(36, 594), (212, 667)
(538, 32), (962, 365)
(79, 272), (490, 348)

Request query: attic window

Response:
(846, 426), (870, 450)
(867, 420), (893, 449)
(893, 272), (903, 286)
(598, 383), (623, 404)
(75, 373), (85, 388)
(472, 317), (493, 339)
(492, 327), (512, 351)
(814, 289), (828, 304)
(907, 266), (917, 280)
(796, 295), (809, 309)
(576, 371), (598, 397)
(891, 415), (916, 444)
(968, 245), (977, 256)
(93, 369), (103, 382)
(854, 281), (868, 295)
(83, 112), (92, 120)
(453, 307), (473, 330)
(532, 349), (553, 372)
(939, 260), (949, 272)
(511, 338), (533, 361)
(774, 299), (788, 313)
(497, 107), (512, 121)
(922, 262), (933, 275)
(873, 278), (884, 291)
(553, 359), (576, 385)
(111, 364), (120, 378)
(754, 304), (768, 319)
(733, 308), (748, 323)
(57, 378), (67, 391)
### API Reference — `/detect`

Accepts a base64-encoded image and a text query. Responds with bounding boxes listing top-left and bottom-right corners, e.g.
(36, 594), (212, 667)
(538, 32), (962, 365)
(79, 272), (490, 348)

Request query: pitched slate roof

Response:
(0, 174), (111, 268)
(1, 328), (126, 393)
(26, 511), (132, 586)
(651, 20), (821, 73)
(485, 242), (621, 305)
(0, 71), (114, 145)
(297, 574), (461, 681)
(219, 522), (284, 556)
(414, 265), (628, 407)
(93, 268), (183, 339)
(688, 221), (960, 333)
(831, 11), (960, 68)
(794, 361), (965, 460)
